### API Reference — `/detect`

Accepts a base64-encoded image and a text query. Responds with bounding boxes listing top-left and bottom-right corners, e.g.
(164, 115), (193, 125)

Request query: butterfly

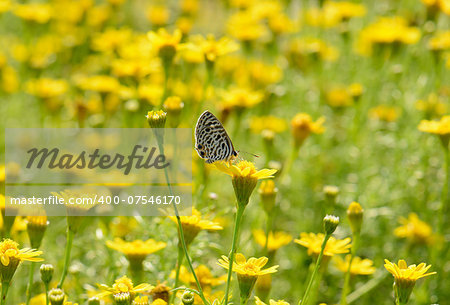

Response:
(195, 110), (238, 164)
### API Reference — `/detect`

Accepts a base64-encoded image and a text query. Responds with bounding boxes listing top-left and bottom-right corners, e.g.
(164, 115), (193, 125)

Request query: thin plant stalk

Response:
(155, 139), (209, 305)
(44, 282), (49, 305)
(58, 228), (74, 288)
(170, 246), (184, 305)
(299, 233), (331, 305)
(224, 205), (245, 305)
(1, 281), (10, 305)
(340, 235), (359, 305)
(26, 262), (36, 305)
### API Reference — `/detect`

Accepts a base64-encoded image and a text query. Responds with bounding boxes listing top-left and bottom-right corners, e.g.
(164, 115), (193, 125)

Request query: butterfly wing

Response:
(195, 111), (237, 163)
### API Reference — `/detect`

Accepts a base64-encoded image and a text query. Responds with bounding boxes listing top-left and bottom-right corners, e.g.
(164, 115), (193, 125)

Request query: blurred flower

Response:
(325, 87), (353, 107)
(294, 233), (351, 260)
(250, 116), (287, 134)
(106, 238), (166, 269)
(220, 87), (264, 111)
(0, 0), (12, 14)
(26, 215), (48, 249)
(384, 259), (436, 304)
(168, 207), (222, 245)
(86, 5), (111, 28)
(1, 65), (19, 93)
(26, 78), (68, 100)
(394, 213), (434, 244)
(186, 34), (239, 63)
(76, 75), (120, 93)
(254, 296), (289, 305)
(259, 179), (278, 214)
(252, 230), (292, 252)
(172, 264), (226, 288)
(247, 60), (283, 87)
(415, 93), (447, 118)
(227, 11), (267, 42)
(428, 31), (450, 51)
(305, 1), (366, 28)
(286, 37), (339, 69)
(91, 28), (132, 53)
(96, 275), (153, 299)
(146, 5), (170, 26)
(357, 16), (420, 56)
(291, 113), (325, 148)
(369, 105), (401, 122)
(268, 12), (294, 35)
(420, 0), (450, 16)
(347, 202), (363, 235)
(14, 3), (52, 23)
(334, 255), (375, 275)
(151, 282), (171, 302)
(147, 28), (182, 61)
(418, 115), (450, 147)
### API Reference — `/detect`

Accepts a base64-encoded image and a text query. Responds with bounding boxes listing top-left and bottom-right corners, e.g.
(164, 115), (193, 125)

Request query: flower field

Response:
(0, 0), (449, 305)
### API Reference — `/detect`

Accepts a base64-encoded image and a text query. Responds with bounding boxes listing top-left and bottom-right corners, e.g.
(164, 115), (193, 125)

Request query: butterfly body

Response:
(195, 111), (238, 164)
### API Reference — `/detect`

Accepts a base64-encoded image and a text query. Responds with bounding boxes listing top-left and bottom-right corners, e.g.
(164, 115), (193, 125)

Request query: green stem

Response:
(170, 247), (184, 305)
(1, 281), (10, 305)
(58, 228), (74, 288)
(299, 233), (331, 305)
(156, 140), (209, 305)
(340, 235), (359, 305)
(26, 262), (36, 305)
(263, 214), (273, 255)
(224, 205), (245, 305)
(438, 146), (449, 236)
(281, 144), (300, 184)
(346, 272), (387, 304)
(44, 283), (49, 305)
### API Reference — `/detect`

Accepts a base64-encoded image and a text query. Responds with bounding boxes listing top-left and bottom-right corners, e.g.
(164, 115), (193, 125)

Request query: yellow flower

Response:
(250, 116), (287, 134)
(384, 259), (436, 304)
(369, 105), (401, 122)
(227, 11), (267, 42)
(334, 255), (375, 275)
(14, 3), (52, 23)
(428, 31), (450, 51)
(106, 238), (166, 267)
(305, 1), (366, 28)
(421, 0), (450, 15)
(394, 213), (433, 244)
(291, 113), (325, 147)
(286, 37), (339, 66)
(357, 16), (421, 56)
(133, 296), (149, 305)
(418, 115), (450, 135)
(147, 28), (182, 60)
(254, 296), (290, 305)
(172, 264), (227, 288)
(415, 93), (447, 117)
(0, 238), (43, 266)
(146, 5), (170, 26)
(252, 230), (292, 252)
(151, 282), (171, 303)
(326, 87), (353, 107)
(76, 75), (120, 93)
(218, 253), (278, 276)
(220, 87), (264, 110)
(25, 78), (68, 99)
(0, 0), (12, 14)
(188, 34), (240, 63)
(294, 233), (351, 259)
(168, 208), (222, 245)
(91, 28), (132, 53)
(96, 275), (154, 298)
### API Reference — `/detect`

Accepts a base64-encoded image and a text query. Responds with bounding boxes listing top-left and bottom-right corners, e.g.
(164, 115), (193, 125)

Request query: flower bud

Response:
(347, 202), (363, 235)
(181, 291), (194, 305)
(88, 297), (100, 305)
(323, 215), (339, 235)
(151, 283), (171, 303)
(114, 292), (131, 305)
(163, 96), (184, 127)
(40, 264), (54, 285)
(27, 215), (48, 249)
(237, 273), (258, 305)
(146, 110), (167, 129)
(259, 180), (277, 214)
(323, 185), (339, 206)
(48, 288), (65, 305)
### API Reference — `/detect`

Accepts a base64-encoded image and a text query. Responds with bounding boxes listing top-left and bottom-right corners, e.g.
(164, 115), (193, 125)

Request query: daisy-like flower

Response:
(96, 275), (154, 299)
(173, 264), (227, 288)
(147, 28), (182, 63)
(291, 113), (325, 148)
(334, 255), (376, 275)
(394, 213), (433, 245)
(0, 238), (43, 288)
(220, 87), (264, 112)
(294, 233), (351, 261)
(252, 229), (292, 252)
(250, 116), (287, 134)
(254, 296), (290, 305)
(188, 34), (239, 63)
(215, 160), (277, 207)
(384, 259), (436, 304)
(168, 207), (222, 245)
(418, 115), (450, 148)
(218, 253), (278, 304)
(259, 180), (278, 214)
(106, 238), (166, 270)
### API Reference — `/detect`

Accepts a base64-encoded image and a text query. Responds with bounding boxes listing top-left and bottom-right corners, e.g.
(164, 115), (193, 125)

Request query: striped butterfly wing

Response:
(195, 111), (237, 163)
